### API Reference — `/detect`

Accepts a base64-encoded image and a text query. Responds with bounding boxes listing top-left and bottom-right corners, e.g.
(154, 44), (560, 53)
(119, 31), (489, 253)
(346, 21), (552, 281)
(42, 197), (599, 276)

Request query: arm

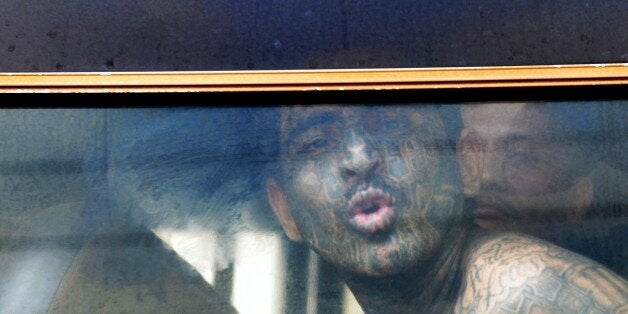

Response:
(456, 233), (627, 314)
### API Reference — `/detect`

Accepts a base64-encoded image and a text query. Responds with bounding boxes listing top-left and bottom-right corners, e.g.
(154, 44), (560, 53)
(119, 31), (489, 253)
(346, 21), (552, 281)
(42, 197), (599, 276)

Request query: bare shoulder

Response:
(455, 232), (627, 314)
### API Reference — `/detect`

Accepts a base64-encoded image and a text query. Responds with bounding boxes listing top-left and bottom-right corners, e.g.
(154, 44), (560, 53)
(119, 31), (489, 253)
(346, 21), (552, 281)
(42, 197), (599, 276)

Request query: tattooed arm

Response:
(456, 233), (627, 314)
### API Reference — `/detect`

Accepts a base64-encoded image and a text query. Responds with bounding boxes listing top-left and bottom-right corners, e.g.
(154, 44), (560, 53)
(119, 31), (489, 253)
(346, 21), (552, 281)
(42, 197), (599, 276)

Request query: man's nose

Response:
(481, 148), (505, 185)
(342, 130), (379, 179)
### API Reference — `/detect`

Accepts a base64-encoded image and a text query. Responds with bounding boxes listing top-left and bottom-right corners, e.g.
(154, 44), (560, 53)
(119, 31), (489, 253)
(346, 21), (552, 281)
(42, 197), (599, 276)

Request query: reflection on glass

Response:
(153, 227), (218, 285)
(305, 250), (319, 314)
(342, 284), (363, 314)
(232, 231), (284, 314)
(0, 104), (625, 313)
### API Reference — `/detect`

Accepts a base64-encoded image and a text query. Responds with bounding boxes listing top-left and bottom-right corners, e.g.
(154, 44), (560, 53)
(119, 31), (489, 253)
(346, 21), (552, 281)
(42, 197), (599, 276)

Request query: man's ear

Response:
(566, 177), (593, 222)
(456, 128), (483, 197)
(266, 178), (304, 242)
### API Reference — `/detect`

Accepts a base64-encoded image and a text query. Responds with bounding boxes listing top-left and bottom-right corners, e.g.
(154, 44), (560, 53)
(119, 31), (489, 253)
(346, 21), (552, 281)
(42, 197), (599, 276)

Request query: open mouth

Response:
(348, 186), (395, 234)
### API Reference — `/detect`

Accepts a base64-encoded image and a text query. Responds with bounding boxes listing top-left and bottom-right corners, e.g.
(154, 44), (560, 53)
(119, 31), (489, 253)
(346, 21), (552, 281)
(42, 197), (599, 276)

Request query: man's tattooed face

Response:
(278, 106), (462, 276)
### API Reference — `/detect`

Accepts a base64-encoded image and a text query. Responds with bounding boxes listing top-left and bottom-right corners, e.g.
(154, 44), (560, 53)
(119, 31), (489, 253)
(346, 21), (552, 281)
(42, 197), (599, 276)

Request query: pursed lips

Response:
(348, 186), (396, 234)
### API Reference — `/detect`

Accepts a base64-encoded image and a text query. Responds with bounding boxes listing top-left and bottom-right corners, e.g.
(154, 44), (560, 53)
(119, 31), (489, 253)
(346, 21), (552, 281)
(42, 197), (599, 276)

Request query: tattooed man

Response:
(266, 105), (627, 313)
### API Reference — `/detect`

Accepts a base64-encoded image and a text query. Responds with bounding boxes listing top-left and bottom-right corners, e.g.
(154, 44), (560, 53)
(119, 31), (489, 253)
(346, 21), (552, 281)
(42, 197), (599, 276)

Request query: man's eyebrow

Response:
(290, 111), (340, 136)
(503, 133), (547, 147)
(504, 134), (532, 143)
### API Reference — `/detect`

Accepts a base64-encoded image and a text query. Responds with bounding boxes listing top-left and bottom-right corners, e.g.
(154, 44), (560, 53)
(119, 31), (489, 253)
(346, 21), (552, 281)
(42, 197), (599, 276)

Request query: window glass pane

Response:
(0, 102), (625, 313)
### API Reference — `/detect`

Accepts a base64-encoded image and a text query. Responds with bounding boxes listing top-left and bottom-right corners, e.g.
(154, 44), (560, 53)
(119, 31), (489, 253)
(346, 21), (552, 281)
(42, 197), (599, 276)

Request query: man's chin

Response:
(348, 237), (427, 277)
(474, 217), (510, 230)
(472, 206), (513, 230)
(348, 259), (410, 277)
(474, 215), (555, 239)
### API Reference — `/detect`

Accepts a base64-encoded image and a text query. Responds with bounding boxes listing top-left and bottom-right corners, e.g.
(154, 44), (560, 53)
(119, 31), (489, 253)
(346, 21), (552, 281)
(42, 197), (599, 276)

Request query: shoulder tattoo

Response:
(456, 234), (628, 313)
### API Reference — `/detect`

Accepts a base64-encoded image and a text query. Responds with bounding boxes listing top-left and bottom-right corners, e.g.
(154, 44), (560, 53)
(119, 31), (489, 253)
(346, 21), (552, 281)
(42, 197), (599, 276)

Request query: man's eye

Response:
(301, 137), (330, 154)
(383, 119), (406, 131)
(509, 153), (541, 168)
